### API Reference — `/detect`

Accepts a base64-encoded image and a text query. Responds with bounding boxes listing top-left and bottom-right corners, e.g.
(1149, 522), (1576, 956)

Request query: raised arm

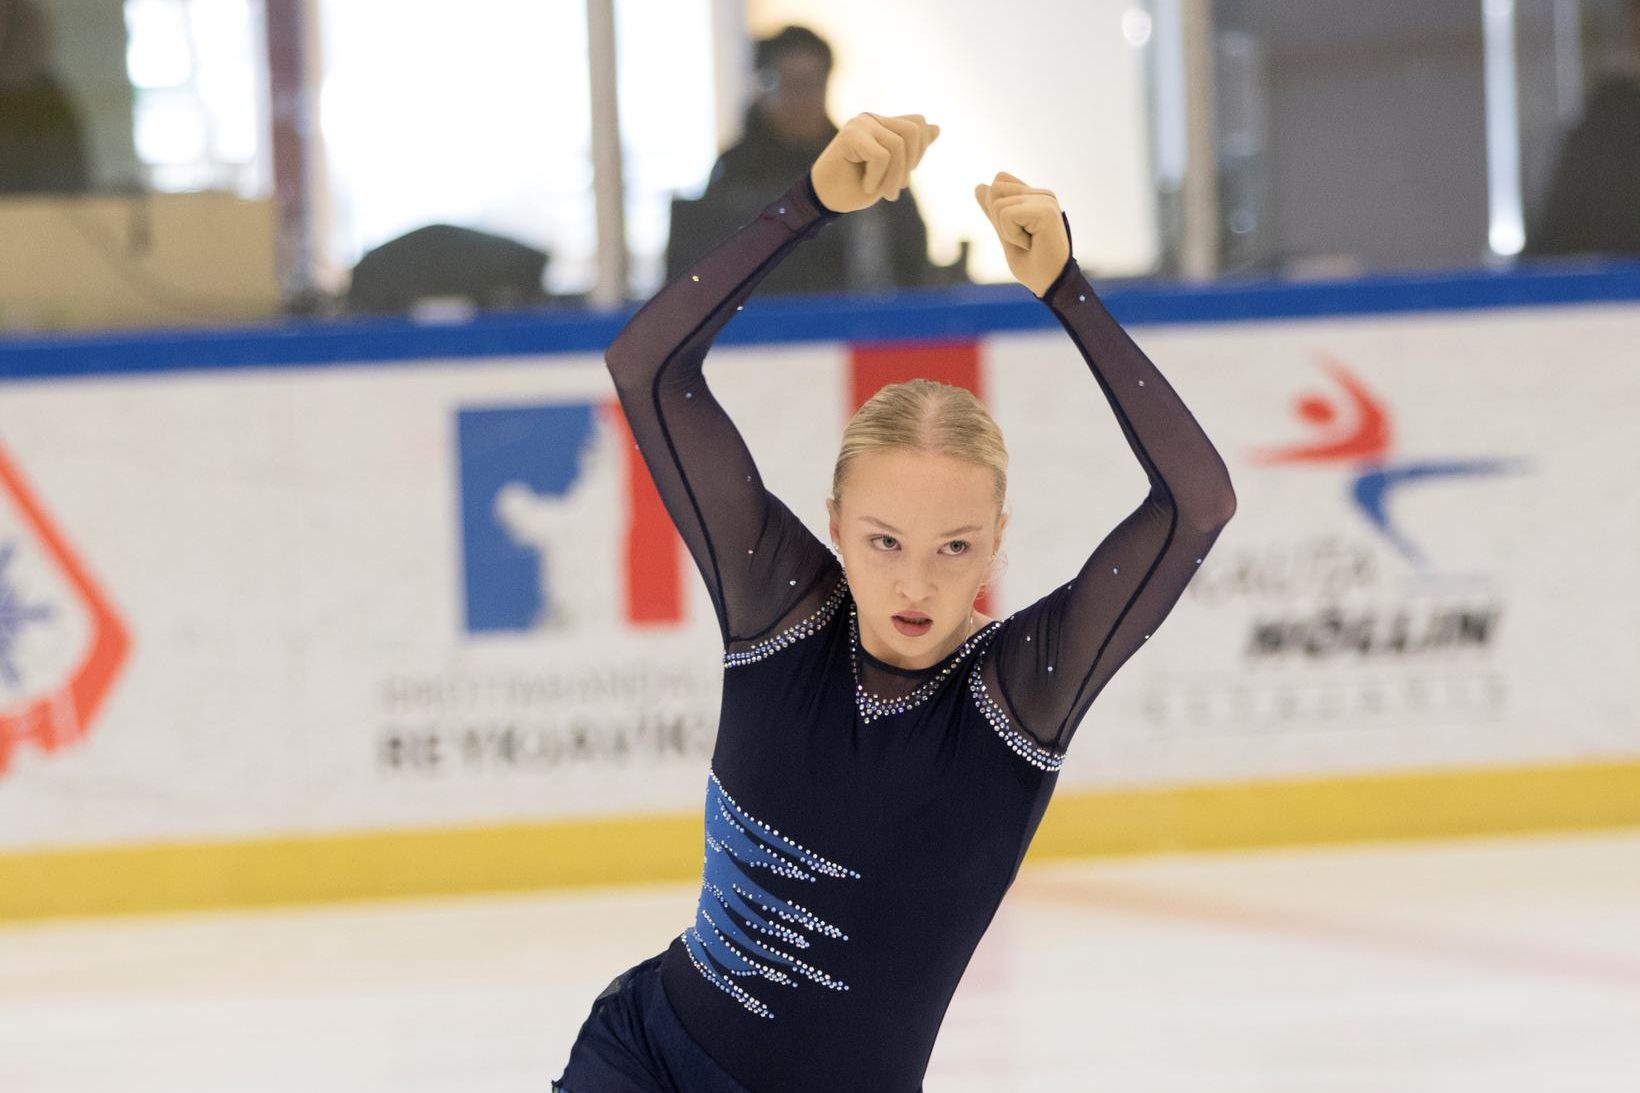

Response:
(605, 113), (940, 647)
(972, 173), (1237, 754)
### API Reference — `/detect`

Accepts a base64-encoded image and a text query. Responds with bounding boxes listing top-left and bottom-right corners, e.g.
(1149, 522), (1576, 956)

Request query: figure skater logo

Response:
(457, 398), (688, 634)
(1247, 354), (1530, 571)
(0, 441), (131, 778)
(457, 401), (623, 633)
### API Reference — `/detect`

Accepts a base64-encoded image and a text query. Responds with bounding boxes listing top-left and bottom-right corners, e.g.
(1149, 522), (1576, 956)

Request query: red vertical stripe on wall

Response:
(611, 400), (683, 624)
(848, 339), (983, 411)
(847, 340), (994, 616)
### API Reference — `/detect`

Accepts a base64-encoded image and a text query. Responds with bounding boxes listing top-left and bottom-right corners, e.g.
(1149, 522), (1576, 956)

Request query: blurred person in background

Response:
(667, 25), (936, 294)
(1525, 0), (1640, 258)
(0, 0), (89, 194)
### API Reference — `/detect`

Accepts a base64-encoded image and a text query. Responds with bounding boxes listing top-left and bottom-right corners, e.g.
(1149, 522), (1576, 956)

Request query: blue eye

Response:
(944, 540), (970, 555)
(870, 534), (899, 550)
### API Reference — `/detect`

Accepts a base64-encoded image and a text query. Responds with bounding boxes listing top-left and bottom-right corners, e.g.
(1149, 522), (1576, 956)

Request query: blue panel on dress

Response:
(680, 770), (861, 1019)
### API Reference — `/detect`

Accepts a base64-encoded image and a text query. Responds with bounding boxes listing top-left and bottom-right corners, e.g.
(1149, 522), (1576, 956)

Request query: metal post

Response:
(586, 0), (629, 306)
(1180, 0), (1220, 281)
(264, 0), (314, 303)
(1551, 0), (1584, 125)
(710, 0), (750, 154)
(1483, 0), (1525, 257)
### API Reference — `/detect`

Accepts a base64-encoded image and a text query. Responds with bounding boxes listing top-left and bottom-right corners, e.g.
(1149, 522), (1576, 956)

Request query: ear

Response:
(825, 496), (841, 548)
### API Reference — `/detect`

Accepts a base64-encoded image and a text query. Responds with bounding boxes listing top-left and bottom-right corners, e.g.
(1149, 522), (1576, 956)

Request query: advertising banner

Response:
(1, 302), (1637, 857)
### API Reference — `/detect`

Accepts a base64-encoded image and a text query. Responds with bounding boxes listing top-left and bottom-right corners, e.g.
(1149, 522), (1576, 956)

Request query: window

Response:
(125, 0), (268, 195)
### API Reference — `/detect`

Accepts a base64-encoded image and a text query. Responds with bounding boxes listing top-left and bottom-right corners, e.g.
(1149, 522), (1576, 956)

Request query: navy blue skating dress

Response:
(554, 175), (1238, 1093)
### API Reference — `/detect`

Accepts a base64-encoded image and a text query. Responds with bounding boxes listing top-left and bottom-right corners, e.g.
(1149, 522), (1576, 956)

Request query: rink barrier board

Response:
(4, 258), (1640, 380)
(5, 757), (1640, 921)
(4, 265), (1640, 921)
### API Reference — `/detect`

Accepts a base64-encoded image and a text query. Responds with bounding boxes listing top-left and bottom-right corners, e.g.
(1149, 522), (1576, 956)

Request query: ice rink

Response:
(5, 829), (1638, 1092)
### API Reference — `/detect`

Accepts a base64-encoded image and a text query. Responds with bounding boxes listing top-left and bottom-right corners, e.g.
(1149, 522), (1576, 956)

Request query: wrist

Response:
(1031, 212), (1077, 298)
(803, 171), (842, 217)
(763, 173), (842, 238)
(1033, 256), (1079, 300)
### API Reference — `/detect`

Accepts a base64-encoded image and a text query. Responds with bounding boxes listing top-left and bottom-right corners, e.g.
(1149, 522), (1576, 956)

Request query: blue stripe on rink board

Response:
(3, 259), (1639, 382)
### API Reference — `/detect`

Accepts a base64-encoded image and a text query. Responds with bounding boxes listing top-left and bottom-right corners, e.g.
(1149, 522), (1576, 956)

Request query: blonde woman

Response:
(554, 112), (1237, 1093)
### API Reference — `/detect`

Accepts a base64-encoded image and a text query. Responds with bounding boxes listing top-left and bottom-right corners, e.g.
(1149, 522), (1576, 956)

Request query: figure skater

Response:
(553, 111), (1237, 1093)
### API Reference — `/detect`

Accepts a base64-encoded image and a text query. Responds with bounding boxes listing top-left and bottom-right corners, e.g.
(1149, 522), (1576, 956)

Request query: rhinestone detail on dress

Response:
(681, 769), (860, 1019)
(723, 573), (848, 668)
(849, 604), (1001, 724)
(967, 663), (1066, 771)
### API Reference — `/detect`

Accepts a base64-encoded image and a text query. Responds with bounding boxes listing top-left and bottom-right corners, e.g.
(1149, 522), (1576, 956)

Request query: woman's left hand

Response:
(974, 172), (1071, 297)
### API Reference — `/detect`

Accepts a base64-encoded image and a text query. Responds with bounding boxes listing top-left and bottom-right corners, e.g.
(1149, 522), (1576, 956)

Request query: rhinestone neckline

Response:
(849, 600), (1001, 723)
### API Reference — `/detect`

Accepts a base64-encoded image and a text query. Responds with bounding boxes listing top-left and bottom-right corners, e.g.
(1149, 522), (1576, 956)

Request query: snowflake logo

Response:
(0, 540), (53, 690)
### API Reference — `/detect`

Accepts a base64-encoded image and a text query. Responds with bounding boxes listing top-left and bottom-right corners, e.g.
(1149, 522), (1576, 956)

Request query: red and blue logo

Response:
(1248, 354), (1531, 570)
(455, 398), (687, 634)
(0, 442), (130, 776)
(454, 341), (994, 635)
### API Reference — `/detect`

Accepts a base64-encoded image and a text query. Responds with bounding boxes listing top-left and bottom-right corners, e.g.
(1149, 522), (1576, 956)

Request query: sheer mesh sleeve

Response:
(605, 175), (844, 648)
(980, 245), (1238, 756)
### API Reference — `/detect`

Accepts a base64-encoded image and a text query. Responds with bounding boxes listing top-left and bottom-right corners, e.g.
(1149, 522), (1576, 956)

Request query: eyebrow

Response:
(859, 516), (983, 538)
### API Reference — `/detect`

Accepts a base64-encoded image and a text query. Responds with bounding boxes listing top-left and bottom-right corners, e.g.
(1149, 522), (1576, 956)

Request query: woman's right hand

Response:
(810, 112), (940, 214)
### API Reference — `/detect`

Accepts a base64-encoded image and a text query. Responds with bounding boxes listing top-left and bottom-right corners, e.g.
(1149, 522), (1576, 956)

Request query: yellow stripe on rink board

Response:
(5, 759), (1640, 922)
(1, 812), (704, 922)
(1026, 759), (1640, 858)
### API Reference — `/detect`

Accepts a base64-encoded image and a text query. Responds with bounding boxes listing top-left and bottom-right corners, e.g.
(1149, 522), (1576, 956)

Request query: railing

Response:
(4, 259), (1639, 381)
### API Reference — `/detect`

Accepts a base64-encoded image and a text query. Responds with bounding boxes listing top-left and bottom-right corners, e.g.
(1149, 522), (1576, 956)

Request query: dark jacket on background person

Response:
(0, 0), (89, 195)
(1526, 78), (1640, 258)
(0, 75), (88, 194)
(671, 107), (934, 295)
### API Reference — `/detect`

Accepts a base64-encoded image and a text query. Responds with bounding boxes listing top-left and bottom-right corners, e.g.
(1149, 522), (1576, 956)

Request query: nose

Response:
(894, 555), (937, 605)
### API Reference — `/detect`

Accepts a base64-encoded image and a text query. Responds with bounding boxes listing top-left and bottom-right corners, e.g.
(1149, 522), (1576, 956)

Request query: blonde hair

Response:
(831, 379), (1008, 510)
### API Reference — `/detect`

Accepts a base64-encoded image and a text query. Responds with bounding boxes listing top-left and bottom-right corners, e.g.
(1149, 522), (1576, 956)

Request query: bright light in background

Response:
(1149, 0), (1187, 193)
(125, 0), (267, 193)
(748, 0), (1158, 281)
(319, 2), (594, 293)
(1122, 6), (1154, 47)
(616, 0), (720, 294)
(133, 89), (207, 165)
(125, 0), (192, 87)
(187, 0), (262, 167)
(1483, 0), (1525, 256)
(317, 0), (716, 297)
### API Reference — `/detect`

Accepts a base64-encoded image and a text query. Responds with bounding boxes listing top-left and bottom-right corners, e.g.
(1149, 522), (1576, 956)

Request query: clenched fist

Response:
(974, 172), (1071, 298)
(810, 112), (940, 214)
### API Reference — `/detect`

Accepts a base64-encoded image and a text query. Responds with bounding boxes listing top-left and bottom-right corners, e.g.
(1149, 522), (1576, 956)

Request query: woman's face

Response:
(828, 448), (1006, 671)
